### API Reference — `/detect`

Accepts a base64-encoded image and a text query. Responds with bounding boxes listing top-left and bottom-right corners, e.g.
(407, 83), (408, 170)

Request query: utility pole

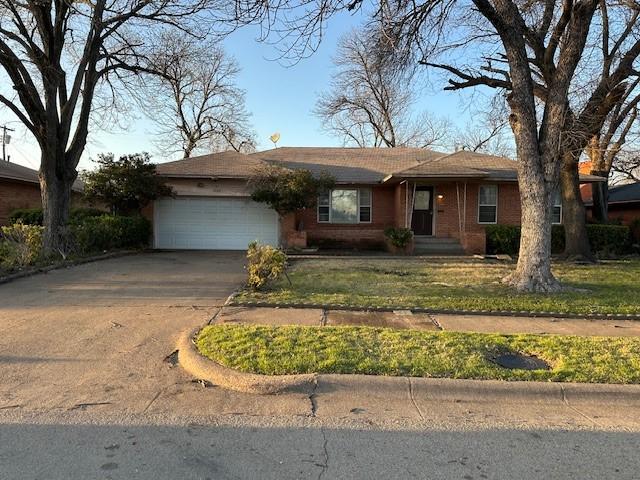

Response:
(2, 125), (14, 162)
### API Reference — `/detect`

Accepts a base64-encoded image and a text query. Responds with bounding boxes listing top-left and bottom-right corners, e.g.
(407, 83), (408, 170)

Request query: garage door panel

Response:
(155, 197), (278, 250)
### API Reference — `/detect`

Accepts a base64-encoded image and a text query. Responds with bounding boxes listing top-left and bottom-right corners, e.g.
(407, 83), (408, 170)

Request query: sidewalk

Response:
(215, 306), (640, 337)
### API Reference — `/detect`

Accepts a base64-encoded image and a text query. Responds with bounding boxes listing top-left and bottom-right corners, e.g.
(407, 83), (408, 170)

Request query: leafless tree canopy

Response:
(454, 98), (513, 156)
(315, 30), (449, 149)
(145, 34), (256, 158)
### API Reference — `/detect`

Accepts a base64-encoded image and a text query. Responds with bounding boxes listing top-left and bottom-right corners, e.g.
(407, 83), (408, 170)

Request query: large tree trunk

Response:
(39, 150), (76, 254)
(590, 170), (609, 223)
(560, 151), (595, 262)
(504, 176), (560, 292)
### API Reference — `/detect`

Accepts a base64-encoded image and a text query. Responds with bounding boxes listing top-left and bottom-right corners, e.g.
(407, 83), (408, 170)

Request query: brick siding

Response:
(0, 179), (42, 225)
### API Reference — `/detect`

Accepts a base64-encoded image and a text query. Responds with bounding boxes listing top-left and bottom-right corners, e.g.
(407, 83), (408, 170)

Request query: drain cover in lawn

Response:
(493, 353), (550, 370)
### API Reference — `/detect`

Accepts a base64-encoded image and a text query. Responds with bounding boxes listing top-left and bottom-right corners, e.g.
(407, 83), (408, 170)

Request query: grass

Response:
(196, 324), (640, 384)
(236, 258), (640, 315)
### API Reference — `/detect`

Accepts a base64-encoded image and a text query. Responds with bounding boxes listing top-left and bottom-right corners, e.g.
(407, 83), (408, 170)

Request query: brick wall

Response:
(291, 185), (397, 249)
(0, 179), (42, 225)
(280, 181), (523, 253)
(414, 182), (519, 254)
(605, 204), (640, 226)
(1, 179), (92, 226)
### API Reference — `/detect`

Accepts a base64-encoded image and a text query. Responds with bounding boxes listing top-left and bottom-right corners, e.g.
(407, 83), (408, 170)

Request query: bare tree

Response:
(612, 152), (640, 183)
(145, 34), (256, 158)
(555, 4), (640, 261)
(0, 1), (215, 252)
(587, 82), (640, 221)
(455, 99), (513, 157)
(315, 30), (449, 149)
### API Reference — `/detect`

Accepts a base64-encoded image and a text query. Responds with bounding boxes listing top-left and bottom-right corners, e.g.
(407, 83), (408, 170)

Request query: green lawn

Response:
(236, 258), (640, 315)
(196, 324), (640, 384)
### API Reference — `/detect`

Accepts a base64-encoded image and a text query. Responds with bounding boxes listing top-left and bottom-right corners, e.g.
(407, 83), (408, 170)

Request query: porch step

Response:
(414, 236), (460, 244)
(413, 237), (465, 255)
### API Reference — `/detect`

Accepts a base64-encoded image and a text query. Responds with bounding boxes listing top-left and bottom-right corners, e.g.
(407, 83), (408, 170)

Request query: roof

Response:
(154, 147), (606, 184)
(0, 161), (83, 192)
(0, 161), (41, 184)
(389, 150), (521, 181)
(250, 147), (445, 184)
(155, 151), (266, 178)
(607, 182), (640, 204)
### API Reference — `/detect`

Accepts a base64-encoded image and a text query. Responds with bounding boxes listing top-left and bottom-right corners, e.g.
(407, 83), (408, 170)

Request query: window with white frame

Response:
(552, 190), (562, 224)
(478, 185), (498, 224)
(318, 188), (372, 223)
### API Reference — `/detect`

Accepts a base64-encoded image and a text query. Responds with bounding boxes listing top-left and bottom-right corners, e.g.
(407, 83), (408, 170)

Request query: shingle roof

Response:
(0, 161), (40, 184)
(608, 182), (640, 204)
(251, 147), (445, 184)
(392, 150), (520, 180)
(154, 147), (605, 184)
(155, 151), (266, 178)
(0, 161), (83, 191)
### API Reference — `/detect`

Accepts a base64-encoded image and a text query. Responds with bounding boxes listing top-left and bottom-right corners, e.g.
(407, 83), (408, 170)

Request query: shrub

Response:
(384, 227), (414, 248)
(71, 215), (151, 254)
(484, 225), (521, 255)
(486, 224), (631, 255)
(246, 241), (287, 290)
(630, 219), (640, 244)
(0, 223), (44, 269)
(9, 208), (43, 225)
(586, 224), (631, 254)
(8, 207), (106, 226)
(69, 207), (106, 223)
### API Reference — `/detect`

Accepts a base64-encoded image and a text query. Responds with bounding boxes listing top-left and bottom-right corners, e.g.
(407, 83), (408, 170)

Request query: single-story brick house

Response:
(152, 147), (603, 254)
(0, 161), (85, 226)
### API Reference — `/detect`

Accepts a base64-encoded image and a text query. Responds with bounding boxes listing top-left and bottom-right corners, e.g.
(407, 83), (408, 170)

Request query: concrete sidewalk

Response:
(216, 306), (640, 336)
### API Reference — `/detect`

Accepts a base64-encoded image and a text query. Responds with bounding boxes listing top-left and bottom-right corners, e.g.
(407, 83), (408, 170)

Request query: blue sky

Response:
(3, 12), (481, 172)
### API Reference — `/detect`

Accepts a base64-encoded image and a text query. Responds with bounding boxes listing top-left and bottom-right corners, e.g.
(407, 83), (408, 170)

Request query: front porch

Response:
(394, 179), (518, 255)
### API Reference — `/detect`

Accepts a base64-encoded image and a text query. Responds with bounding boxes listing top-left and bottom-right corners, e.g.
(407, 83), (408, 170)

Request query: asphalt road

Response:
(1, 416), (639, 480)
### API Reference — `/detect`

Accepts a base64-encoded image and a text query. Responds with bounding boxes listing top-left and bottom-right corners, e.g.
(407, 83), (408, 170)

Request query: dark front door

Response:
(411, 187), (434, 235)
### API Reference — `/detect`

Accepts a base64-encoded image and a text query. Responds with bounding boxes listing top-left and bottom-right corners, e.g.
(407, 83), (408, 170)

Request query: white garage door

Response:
(154, 197), (279, 250)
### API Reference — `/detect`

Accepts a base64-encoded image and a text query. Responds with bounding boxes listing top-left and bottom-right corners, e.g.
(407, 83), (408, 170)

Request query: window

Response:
(318, 192), (330, 222)
(478, 185), (498, 224)
(359, 189), (371, 222)
(552, 190), (562, 224)
(317, 188), (372, 223)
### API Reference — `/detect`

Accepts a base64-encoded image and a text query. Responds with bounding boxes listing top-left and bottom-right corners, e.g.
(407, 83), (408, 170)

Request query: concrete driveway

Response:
(0, 251), (271, 415)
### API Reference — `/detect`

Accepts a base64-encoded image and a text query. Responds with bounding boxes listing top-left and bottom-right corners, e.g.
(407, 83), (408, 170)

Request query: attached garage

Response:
(154, 197), (279, 250)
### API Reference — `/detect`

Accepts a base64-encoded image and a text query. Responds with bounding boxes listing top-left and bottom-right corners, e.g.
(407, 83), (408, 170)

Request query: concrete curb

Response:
(230, 300), (640, 321)
(0, 250), (139, 286)
(177, 327), (317, 395)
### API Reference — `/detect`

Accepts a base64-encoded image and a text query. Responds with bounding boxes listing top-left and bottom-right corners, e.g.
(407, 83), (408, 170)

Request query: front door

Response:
(411, 187), (434, 236)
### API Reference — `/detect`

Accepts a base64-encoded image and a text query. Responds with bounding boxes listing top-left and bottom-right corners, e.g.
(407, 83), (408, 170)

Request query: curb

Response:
(177, 327), (317, 395)
(229, 300), (640, 321)
(0, 250), (138, 286)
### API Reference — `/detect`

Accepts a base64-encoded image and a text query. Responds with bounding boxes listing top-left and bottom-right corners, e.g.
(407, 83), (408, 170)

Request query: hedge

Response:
(71, 215), (151, 253)
(9, 207), (105, 226)
(486, 224), (631, 255)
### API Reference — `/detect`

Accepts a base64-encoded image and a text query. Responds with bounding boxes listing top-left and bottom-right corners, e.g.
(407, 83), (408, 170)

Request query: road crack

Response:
(560, 385), (602, 427)
(407, 377), (425, 421)
(309, 377), (319, 417)
(317, 427), (329, 480)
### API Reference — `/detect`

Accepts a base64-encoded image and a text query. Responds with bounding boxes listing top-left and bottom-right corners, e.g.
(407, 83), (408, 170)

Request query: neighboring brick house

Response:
(0, 161), (84, 225)
(583, 181), (640, 225)
(152, 147), (603, 254)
